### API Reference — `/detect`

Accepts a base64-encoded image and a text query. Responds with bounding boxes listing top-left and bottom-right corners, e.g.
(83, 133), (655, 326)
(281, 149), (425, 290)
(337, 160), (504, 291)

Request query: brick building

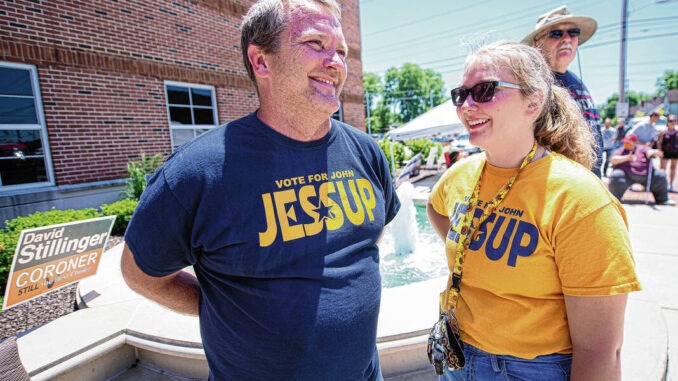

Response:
(0, 0), (366, 222)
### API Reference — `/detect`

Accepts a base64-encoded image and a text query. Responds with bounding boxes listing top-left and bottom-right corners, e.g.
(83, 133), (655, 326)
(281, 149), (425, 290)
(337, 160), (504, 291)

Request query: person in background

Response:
(631, 111), (660, 147)
(657, 114), (678, 192)
(523, 5), (604, 178)
(615, 116), (629, 149)
(602, 117), (616, 176)
(609, 134), (674, 205)
(427, 41), (640, 380)
(120, 0), (400, 379)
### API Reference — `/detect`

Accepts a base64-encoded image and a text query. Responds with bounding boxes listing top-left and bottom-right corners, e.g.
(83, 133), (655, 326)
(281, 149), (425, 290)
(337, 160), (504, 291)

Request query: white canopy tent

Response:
(386, 99), (464, 141)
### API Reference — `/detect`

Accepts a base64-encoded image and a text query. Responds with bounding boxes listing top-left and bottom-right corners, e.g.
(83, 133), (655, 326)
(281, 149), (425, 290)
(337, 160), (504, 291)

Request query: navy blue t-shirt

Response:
(554, 70), (603, 177)
(125, 113), (400, 380)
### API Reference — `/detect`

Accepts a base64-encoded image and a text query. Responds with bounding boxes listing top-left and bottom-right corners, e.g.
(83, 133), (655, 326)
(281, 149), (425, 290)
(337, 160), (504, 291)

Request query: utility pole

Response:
(365, 92), (371, 135)
(619, 0), (628, 105)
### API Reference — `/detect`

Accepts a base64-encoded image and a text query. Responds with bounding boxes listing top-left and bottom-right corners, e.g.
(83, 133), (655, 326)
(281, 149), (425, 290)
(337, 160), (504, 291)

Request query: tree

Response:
(363, 73), (400, 134)
(599, 91), (652, 120)
(656, 70), (678, 96)
(382, 63), (445, 123)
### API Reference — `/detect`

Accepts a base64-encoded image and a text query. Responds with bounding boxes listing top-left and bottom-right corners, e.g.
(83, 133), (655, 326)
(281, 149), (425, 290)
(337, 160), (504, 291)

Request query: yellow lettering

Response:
(321, 182), (344, 230)
(258, 193), (278, 247)
(299, 185), (324, 236)
(357, 179), (376, 221)
(274, 189), (305, 242)
(337, 180), (365, 225)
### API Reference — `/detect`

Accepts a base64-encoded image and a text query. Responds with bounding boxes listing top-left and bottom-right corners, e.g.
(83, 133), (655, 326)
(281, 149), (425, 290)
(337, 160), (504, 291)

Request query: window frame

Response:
(163, 81), (219, 150)
(331, 102), (343, 122)
(0, 62), (54, 191)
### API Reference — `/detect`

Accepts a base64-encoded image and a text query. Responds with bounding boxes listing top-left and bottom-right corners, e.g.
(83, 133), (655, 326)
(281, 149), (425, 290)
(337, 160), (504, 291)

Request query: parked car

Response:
(630, 115), (667, 132)
(450, 133), (482, 155)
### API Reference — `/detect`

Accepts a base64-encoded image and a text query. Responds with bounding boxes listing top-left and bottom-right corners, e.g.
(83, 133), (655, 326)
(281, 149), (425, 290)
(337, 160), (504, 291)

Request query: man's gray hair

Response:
(240, 0), (342, 86)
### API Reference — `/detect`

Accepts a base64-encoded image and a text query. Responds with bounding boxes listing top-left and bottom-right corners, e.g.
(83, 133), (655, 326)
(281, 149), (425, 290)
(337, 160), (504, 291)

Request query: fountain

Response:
(379, 182), (448, 288)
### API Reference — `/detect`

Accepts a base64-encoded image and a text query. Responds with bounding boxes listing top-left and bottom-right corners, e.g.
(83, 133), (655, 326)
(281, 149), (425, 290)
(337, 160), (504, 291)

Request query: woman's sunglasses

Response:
(546, 28), (581, 40)
(450, 81), (521, 106)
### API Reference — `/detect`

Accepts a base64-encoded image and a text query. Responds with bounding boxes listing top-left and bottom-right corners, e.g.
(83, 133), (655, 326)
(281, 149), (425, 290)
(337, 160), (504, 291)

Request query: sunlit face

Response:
(265, 1), (348, 116)
(455, 60), (533, 159)
(534, 22), (579, 73)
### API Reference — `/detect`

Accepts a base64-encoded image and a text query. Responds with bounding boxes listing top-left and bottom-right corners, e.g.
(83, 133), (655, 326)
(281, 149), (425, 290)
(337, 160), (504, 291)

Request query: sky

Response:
(358, 0), (678, 106)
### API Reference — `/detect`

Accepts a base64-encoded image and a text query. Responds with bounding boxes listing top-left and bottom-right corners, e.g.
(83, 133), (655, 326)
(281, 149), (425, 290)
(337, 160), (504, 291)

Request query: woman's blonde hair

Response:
(466, 41), (596, 169)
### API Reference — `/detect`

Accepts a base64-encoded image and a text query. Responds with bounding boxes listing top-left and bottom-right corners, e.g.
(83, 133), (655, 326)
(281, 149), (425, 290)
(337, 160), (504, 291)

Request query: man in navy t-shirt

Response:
(120, 1), (400, 380)
(523, 6), (604, 177)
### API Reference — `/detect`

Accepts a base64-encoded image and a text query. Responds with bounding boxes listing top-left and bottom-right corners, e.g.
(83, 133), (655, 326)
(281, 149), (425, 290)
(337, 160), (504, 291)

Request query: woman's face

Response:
(456, 60), (534, 158)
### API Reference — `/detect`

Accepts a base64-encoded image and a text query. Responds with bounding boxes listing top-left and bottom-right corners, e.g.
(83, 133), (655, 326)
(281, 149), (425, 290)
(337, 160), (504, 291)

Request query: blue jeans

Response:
(374, 365), (383, 381)
(439, 343), (572, 381)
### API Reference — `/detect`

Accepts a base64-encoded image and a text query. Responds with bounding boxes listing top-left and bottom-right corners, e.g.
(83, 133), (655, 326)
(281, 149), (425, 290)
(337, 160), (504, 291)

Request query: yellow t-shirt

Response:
(429, 152), (641, 359)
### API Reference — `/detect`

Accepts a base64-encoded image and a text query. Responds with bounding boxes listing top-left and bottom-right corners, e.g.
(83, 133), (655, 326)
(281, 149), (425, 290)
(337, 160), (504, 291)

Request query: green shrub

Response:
(100, 199), (138, 236)
(0, 208), (101, 308)
(378, 138), (407, 171)
(125, 153), (165, 200)
(405, 139), (442, 161)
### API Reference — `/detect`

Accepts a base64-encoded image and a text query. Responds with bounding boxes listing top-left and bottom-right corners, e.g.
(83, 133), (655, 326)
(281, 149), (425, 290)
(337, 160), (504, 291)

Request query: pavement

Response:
(12, 168), (678, 381)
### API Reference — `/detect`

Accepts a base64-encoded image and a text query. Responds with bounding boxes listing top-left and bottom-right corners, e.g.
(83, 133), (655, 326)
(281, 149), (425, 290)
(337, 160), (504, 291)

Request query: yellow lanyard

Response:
(445, 140), (538, 313)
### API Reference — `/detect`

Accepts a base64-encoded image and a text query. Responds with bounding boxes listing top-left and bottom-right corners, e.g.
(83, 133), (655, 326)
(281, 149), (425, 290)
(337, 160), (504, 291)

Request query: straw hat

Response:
(521, 5), (597, 46)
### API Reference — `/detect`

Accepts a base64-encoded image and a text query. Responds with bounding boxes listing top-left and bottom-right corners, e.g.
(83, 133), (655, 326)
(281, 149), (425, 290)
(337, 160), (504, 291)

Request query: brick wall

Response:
(1, 0), (365, 186)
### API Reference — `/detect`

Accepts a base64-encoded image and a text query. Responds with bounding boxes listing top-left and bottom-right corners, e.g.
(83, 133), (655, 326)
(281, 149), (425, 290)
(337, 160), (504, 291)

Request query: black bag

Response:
(426, 311), (465, 375)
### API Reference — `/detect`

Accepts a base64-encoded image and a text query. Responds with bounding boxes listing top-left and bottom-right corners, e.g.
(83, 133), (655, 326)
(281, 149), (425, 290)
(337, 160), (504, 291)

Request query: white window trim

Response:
(0, 62), (55, 191)
(163, 81), (218, 150)
(332, 102), (343, 122)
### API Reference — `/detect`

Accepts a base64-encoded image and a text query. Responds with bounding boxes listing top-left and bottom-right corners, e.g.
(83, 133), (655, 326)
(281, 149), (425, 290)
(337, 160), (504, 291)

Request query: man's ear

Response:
(247, 45), (270, 77)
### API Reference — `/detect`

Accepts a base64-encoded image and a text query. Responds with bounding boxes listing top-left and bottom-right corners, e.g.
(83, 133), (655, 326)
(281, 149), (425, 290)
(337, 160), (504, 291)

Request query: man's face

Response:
(623, 140), (636, 150)
(534, 22), (579, 73)
(264, 1), (347, 117)
(650, 115), (660, 124)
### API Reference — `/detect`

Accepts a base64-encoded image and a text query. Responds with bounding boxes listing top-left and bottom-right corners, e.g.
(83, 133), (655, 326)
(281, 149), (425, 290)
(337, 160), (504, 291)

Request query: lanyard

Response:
(444, 140), (538, 313)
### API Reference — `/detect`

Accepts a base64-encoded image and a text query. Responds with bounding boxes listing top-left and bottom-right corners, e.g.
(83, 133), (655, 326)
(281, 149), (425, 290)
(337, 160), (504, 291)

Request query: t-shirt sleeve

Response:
(429, 168), (454, 217)
(554, 202), (641, 296)
(124, 168), (197, 277)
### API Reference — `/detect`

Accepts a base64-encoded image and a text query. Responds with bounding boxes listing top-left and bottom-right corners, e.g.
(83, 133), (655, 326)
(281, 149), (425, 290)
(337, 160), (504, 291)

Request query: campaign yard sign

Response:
(2, 216), (115, 310)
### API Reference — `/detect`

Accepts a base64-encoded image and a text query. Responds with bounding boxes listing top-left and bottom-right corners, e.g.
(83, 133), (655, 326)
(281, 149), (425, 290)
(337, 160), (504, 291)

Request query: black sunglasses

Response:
(450, 81), (521, 106)
(547, 28), (581, 39)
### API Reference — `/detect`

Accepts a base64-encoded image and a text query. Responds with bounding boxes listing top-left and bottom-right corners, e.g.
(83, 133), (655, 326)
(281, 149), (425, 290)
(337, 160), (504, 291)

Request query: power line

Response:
(363, 1), (494, 37)
(364, 21), (678, 75)
(365, 15), (677, 62)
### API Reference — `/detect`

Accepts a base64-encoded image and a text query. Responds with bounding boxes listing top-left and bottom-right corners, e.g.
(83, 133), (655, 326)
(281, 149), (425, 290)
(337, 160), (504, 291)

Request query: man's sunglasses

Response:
(546, 28), (581, 40)
(450, 81), (521, 106)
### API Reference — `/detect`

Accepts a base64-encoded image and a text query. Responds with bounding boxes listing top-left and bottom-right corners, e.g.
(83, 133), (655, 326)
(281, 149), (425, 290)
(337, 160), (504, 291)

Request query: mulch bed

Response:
(0, 236), (124, 341)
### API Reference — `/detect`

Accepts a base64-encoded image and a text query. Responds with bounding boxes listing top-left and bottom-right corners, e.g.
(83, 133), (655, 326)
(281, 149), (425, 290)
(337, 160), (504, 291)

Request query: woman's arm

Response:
(564, 294), (628, 381)
(426, 201), (450, 242)
(657, 131), (665, 153)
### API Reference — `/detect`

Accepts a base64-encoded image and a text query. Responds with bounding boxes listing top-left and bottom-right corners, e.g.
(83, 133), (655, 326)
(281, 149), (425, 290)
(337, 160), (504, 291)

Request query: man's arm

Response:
(120, 243), (200, 316)
(609, 152), (635, 166)
(565, 294), (628, 381)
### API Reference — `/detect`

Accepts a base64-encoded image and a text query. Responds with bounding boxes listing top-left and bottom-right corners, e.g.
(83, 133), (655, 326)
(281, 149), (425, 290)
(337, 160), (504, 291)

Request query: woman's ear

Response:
(247, 45), (270, 77)
(527, 91), (545, 116)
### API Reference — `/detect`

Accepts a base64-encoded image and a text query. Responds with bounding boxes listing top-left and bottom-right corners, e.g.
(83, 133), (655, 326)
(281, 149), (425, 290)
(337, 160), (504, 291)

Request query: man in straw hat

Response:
(523, 5), (604, 177)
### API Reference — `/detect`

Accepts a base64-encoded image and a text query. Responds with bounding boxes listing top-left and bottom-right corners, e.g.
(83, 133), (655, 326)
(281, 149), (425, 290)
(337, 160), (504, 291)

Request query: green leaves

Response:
(124, 153), (165, 200)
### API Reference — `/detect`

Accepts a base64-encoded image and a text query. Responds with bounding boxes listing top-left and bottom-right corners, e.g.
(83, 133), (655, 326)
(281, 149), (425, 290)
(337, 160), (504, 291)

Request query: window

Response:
(164, 81), (218, 150)
(0, 63), (53, 189)
(331, 103), (343, 122)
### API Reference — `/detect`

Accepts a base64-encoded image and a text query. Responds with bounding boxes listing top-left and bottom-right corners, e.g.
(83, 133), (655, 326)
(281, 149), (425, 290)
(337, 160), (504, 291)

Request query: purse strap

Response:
(444, 140), (538, 314)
